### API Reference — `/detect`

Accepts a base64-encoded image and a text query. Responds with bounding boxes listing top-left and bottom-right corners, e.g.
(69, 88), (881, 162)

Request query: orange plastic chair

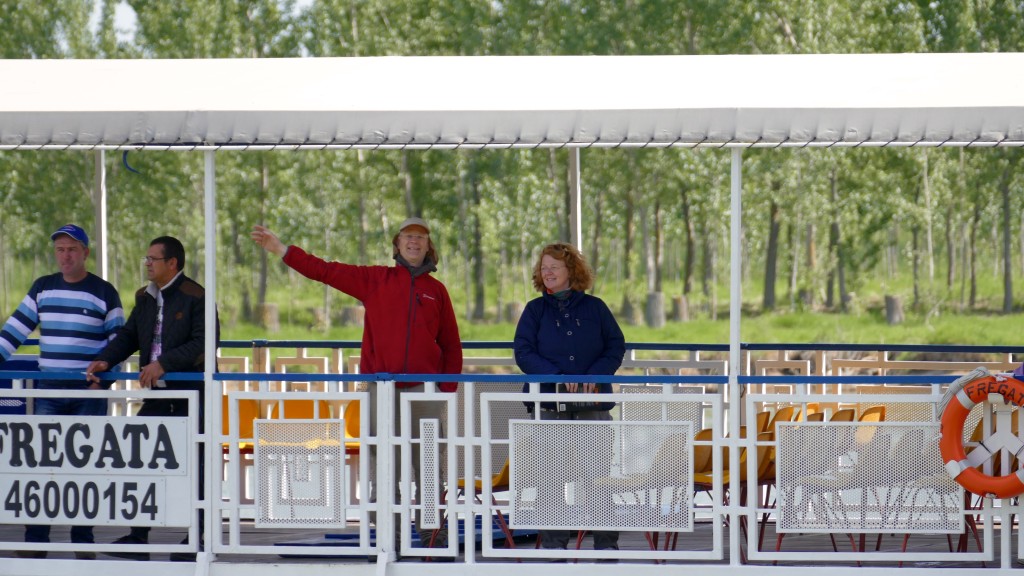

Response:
(221, 397), (261, 504)
(806, 412), (826, 422)
(269, 398), (332, 419)
(222, 397), (261, 452)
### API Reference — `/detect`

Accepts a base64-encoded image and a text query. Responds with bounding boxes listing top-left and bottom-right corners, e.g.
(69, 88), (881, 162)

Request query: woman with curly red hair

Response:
(514, 242), (625, 557)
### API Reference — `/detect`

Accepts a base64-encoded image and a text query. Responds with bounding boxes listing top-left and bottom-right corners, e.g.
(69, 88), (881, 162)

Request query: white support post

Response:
(379, 380), (396, 562)
(93, 150), (108, 279)
(568, 148), (582, 248)
(728, 147), (743, 565)
(203, 150), (217, 562)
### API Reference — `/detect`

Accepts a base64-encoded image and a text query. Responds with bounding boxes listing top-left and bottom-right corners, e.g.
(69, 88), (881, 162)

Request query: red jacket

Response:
(283, 246), (462, 391)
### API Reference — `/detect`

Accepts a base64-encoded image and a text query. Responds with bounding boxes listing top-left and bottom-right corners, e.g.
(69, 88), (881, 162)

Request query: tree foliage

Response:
(2, 0), (1023, 333)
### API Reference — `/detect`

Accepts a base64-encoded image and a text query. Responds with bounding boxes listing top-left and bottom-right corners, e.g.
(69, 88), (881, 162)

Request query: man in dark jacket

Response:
(86, 236), (216, 562)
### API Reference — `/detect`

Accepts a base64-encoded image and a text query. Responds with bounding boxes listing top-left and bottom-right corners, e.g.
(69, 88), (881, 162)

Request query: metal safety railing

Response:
(1, 352), (1023, 574)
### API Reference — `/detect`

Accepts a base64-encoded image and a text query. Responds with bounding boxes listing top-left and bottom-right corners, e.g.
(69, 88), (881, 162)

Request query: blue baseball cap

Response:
(50, 224), (89, 247)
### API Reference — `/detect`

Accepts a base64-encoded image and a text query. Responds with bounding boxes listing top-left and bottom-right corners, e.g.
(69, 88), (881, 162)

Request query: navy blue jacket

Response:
(514, 290), (625, 412)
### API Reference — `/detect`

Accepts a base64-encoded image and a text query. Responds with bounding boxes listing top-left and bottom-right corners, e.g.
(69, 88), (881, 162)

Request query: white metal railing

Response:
(2, 370), (1024, 574)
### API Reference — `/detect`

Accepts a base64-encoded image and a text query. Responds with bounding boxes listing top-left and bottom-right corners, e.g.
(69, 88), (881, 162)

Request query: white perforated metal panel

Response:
(776, 422), (963, 534)
(620, 385), (704, 429)
(419, 418), (440, 530)
(253, 419), (345, 528)
(452, 382), (530, 477)
(509, 420), (693, 532)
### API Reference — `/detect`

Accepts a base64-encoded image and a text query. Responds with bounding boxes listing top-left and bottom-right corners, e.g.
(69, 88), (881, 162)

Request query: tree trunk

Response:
(0, 213), (6, 311)
(804, 222), (816, 307)
(590, 183), (603, 289)
(458, 152), (472, 321)
(763, 198), (780, 311)
(642, 205), (655, 293)
(322, 227), (331, 331)
(553, 149), (568, 243)
(922, 150), (935, 281)
(826, 169), (838, 310)
(257, 303), (279, 333)
(709, 231), (718, 320)
(787, 222), (798, 310)
(230, 219), (252, 322)
(945, 207), (954, 291)
(401, 151), (415, 216)
(838, 239), (848, 312)
(911, 182), (920, 311)
(356, 150), (368, 264)
(623, 181), (635, 284)
(654, 199), (663, 292)
(969, 201), (979, 308)
(497, 244), (506, 322)
(886, 225), (897, 280)
(1001, 167), (1014, 313)
(671, 294), (689, 322)
(642, 198), (664, 328)
(701, 224), (712, 301)
(470, 154), (486, 320)
(256, 157), (269, 308)
(959, 220), (968, 310)
(680, 186), (695, 295)
(645, 292), (665, 328)
(1019, 219), (1024, 278)
(912, 225), (920, 311)
(885, 295), (904, 325)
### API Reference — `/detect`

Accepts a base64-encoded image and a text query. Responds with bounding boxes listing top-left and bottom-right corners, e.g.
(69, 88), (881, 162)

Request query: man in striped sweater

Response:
(0, 224), (125, 558)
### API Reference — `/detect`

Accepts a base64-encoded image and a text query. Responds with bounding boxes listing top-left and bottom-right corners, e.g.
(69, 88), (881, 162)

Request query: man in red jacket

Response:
(252, 218), (462, 554)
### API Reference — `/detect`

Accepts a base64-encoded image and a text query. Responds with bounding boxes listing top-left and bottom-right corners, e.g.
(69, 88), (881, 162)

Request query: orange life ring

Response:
(939, 374), (1024, 498)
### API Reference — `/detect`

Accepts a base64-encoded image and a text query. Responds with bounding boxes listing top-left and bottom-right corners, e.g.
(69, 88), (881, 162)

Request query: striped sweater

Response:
(0, 272), (124, 388)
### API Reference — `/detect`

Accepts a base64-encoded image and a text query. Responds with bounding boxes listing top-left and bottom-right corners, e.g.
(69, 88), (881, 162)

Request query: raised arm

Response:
(251, 225), (287, 257)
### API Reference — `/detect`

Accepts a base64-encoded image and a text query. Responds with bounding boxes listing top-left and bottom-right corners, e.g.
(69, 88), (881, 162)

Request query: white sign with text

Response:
(0, 417), (191, 526)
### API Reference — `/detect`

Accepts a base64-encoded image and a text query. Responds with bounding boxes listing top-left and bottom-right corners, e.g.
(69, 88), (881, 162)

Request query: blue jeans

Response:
(25, 393), (107, 544)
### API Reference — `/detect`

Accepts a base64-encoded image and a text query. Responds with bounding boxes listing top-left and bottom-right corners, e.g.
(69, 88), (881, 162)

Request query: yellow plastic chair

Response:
(804, 402), (822, 419)
(692, 428), (714, 476)
(830, 408), (856, 422)
(857, 405), (886, 423)
(341, 400), (363, 504)
(806, 412), (826, 422)
(692, 432), (773, 561)
(766, 405), (802, 434)
(740, 412), (773, 439)
(755, 411), (772, 433)
(342, 400), (361, 453)
(432, 459), (516, 551)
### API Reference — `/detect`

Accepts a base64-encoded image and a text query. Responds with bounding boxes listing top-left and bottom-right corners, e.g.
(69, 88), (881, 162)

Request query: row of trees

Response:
(1, 1), (1023, 329)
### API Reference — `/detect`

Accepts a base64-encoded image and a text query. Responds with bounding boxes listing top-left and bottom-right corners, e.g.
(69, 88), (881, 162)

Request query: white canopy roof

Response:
(2, 53), (1023, 149)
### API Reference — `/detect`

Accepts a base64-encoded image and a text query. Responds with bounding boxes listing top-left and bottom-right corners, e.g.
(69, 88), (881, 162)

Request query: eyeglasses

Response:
(142, 256), (169, 264)
(400, 233), (427, 241)
(540, 265), (566, 274)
